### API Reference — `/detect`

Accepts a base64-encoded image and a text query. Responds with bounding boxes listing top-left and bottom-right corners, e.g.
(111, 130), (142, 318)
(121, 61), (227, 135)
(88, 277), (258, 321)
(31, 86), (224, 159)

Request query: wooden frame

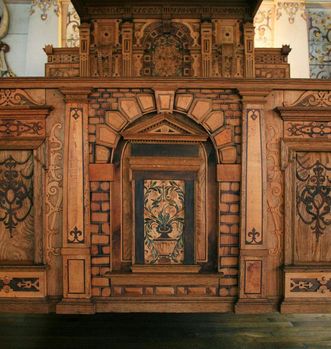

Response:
(0, 103), (51, 298)
(281, 139), (331, 266)
(120, 149), (210, 270)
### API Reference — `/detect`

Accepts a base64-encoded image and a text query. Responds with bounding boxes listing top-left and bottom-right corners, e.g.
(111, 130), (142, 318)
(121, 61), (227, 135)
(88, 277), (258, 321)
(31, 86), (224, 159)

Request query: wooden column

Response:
(243, 22), (255, 78)
(56, 88), (94, 314)
(235, 89), (273, 313)
(79, 23), (91, 77)
(121, 20), (133, 77)
(201, 20), (212, 77)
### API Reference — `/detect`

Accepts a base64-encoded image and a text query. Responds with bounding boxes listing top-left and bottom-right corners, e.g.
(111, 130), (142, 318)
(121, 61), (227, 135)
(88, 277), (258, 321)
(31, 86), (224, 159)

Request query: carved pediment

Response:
(276, 91), (331, 121)
(122, 114), (208, 142)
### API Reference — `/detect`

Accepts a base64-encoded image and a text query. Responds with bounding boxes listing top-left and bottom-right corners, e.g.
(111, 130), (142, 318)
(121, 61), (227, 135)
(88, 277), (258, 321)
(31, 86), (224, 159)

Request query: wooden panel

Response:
(63, 255), (91, 298)
(244, 260), (262, 295)
(143, 179), (185, 265)
(245, 109), (263, 245)
(295, 152), (331, 263)
(0, 151), (34, 262)
(134, 173), (195, 266)
(285, 272), (331, 299)
(122, 141), (208, 265)
(0, 270), (46, 298)
(65, 107), (85, 245)
(67, 259), (86, 294)
(241, 106), (267, 248)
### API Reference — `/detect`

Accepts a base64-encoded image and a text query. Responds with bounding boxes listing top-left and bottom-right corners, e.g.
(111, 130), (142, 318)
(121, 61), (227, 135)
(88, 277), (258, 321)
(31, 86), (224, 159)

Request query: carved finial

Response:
(43, 44), (54, 55)
(281, 45), (291, 56)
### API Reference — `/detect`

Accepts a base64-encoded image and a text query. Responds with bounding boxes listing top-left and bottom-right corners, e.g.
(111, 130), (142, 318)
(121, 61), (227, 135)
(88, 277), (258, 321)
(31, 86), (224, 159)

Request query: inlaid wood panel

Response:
(0, 270), (46, 298)
(143, 179), (185, 265)
(0, 151), (34, 262)
(295, 152), (331, 264)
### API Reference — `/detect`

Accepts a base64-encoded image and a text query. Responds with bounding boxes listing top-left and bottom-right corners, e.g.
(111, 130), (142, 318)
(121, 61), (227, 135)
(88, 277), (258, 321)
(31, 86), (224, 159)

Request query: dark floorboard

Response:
(0, 313), (331, 349)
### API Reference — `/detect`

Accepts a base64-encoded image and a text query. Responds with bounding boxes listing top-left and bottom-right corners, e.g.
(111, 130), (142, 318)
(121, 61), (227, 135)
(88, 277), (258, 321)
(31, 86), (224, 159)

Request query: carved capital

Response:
(60, 88), (92, 103)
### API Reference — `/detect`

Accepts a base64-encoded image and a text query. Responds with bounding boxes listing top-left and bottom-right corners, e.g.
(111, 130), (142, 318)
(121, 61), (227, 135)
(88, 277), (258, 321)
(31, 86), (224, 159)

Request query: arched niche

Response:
(111, 113), (218, 273)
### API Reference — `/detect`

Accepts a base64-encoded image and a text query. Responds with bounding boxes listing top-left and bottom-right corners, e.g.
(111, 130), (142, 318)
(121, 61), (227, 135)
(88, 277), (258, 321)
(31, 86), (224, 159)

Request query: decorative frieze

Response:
(285, 122), (331, 138)
(0, 270), (46, 298)
(285, 272), (331, 298)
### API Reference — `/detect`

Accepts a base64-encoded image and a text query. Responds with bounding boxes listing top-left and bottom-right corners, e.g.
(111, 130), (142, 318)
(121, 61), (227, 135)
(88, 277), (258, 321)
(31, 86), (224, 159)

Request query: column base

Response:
(235, 298), (278, 314)
(56, 299), (96, 314)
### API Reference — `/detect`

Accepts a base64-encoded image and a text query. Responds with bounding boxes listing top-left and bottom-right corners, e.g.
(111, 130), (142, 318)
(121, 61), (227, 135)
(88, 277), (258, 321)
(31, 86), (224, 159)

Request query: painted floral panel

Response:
(307, 9), (331, 79)
(144, 179), (185, 264)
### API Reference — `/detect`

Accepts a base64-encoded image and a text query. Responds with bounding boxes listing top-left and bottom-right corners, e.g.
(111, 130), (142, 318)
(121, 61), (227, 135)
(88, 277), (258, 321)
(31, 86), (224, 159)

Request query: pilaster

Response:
(244, 22), (255, 78)
(79, 23), (91, 77)
(56, 88), (95, 314)
(235, 89), (275, 313)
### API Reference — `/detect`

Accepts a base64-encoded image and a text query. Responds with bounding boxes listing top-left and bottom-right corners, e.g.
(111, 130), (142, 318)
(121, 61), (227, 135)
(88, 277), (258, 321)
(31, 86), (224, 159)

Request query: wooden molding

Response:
(60, 88), (92, 102)
(131, 265), (202, 273)
(0, 106), (51, 149)
(276, 106), (331, 121)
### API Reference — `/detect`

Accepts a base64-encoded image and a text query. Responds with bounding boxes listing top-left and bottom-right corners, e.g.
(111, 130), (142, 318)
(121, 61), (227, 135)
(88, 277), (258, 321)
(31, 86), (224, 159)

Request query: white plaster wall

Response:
(254, 0), (311, 78)
(5, 3), (30, 76)
(3, 1), (59, 76)
(273, 2), (310, 78)
(25, 7), (59, 76)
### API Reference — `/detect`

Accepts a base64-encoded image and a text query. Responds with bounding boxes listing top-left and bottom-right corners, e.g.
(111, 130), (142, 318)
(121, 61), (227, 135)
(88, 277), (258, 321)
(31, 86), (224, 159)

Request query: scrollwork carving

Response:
(284, 91), (331, 108)
(296, 156), (331, 242)
(45, 122), (63, 263)
(0, 153), (33, 238)
(266, 112), (283, 256)
(0, 89), (43, 107)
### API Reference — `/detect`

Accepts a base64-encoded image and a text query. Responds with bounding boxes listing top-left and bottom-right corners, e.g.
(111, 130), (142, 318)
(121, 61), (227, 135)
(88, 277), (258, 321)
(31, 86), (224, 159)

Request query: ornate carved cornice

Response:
(84, 6), (251, 19)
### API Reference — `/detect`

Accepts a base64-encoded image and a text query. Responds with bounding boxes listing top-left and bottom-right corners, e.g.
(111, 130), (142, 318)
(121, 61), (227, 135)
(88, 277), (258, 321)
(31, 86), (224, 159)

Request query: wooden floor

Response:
(0, 313), (331, 349)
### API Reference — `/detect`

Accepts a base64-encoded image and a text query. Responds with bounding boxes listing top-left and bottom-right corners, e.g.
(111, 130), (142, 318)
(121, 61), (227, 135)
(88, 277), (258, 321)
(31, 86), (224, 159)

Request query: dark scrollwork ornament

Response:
(296, 158), (331, 242)
(0, 153), (33, 238)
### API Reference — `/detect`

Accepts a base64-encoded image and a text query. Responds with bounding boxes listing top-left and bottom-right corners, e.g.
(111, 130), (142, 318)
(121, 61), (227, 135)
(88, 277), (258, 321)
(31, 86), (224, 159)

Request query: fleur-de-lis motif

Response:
(68, 226), (84, 243)
(246, 227), (262, 244)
